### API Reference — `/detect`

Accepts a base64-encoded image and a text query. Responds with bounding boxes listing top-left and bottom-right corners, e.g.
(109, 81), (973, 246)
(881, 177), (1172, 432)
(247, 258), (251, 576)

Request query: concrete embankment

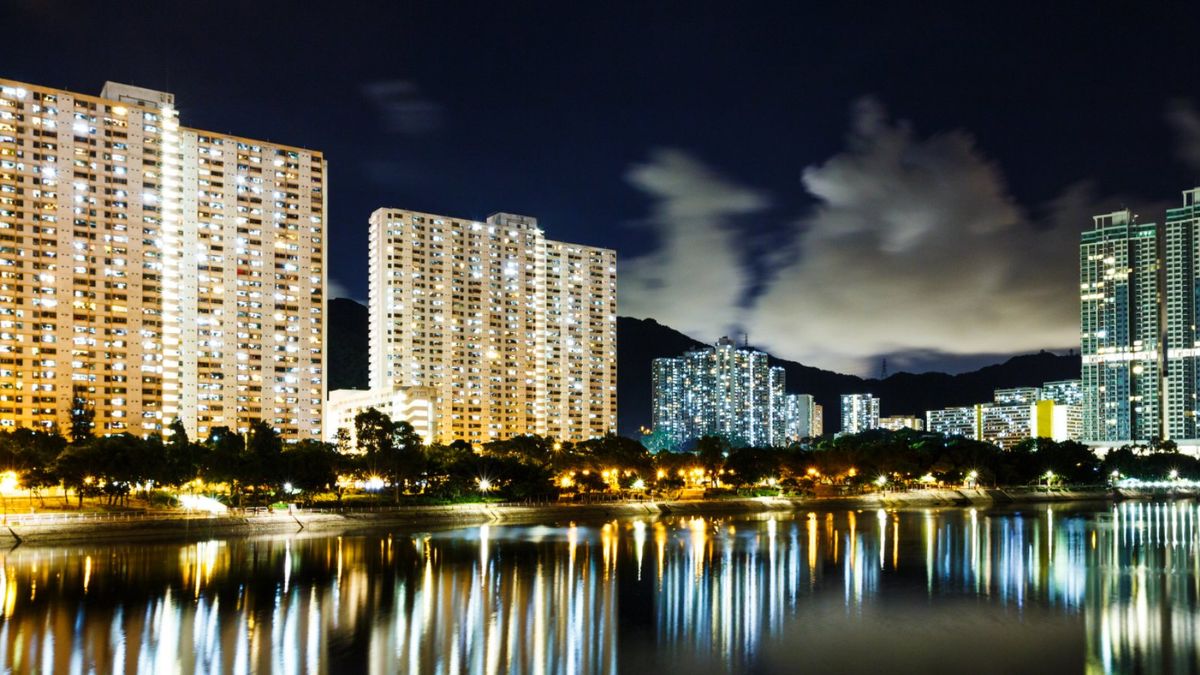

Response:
(2, 487), (1196, 546)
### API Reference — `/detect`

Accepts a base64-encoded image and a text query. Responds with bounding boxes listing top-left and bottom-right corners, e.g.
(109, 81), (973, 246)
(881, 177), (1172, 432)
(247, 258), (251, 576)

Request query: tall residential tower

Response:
(366, 208), (616, 445)
(1080, 210), (1161, 442)
(0, 78), (326, 440)
(650, 337), (788, 450)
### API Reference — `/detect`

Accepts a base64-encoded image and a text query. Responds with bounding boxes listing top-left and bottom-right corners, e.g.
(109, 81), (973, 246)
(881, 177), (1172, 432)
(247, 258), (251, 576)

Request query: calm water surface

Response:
(1, 501), (1198, 674)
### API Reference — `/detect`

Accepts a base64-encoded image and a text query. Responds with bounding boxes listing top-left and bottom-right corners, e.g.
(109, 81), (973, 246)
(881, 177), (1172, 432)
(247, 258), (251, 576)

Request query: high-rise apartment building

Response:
(840, 394), (879, 434)
(0, 78), (325, 440)
(651, 337), (789, 449)
(1164, 188), (1200, 440)
(782, 393), (821, 442)
(367, 208), (616, 445)
(1080, 210), (1161, 442)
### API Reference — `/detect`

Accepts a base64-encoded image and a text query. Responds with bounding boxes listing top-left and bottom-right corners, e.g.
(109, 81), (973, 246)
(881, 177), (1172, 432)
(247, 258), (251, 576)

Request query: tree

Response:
(0, 428), (66, 504)
(696, 436), (730, 479)
(202, 426), (246, 503)
(161, 418), (205, 487)
(281, 440), (339, 503)
(69, 385), (95, 444)
(388, 420), (425, 499)
(354, 407), (394, 476)
(243, 421), (284, 501)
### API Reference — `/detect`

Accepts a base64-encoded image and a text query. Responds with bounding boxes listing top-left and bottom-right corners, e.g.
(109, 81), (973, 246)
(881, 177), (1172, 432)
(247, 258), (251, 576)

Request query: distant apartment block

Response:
(652, 337), (795, 449)
(1041, 379), (1082, 406)
(840, 394), (879, 434)
(0, 78), (326, 440)
(782, 393), (822, 441)
(925, 380), (1083, 449)
(926, 406), (981, 440)
(367, 209), (616, 445)
(879, 415), (923, 432)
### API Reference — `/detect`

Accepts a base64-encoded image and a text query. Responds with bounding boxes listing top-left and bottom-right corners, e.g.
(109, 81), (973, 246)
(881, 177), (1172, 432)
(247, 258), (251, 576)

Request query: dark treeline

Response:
(0, 410), (1196, 508)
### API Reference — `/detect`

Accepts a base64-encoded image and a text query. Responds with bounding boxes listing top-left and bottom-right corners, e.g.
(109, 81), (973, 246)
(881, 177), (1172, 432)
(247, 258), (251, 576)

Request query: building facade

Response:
(323, 387), (436, 449)
(879, 415), (923, 432)
(651, 337), (789, 449)
(367, 208), (616, 445)
(0, 79), (325, 440)
(1041, 379), (1083, 406)
(840, 394), (880, 434)
(926, 406), (981, 440)
(1165, 188), (1200, 440)
(1080, 210), (1161, 443)
(782, 393), (821, 442)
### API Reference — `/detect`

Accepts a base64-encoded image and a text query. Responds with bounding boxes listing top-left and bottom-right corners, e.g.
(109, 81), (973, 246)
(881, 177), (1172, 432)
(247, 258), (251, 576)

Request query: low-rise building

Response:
(324, 388), (437, 450)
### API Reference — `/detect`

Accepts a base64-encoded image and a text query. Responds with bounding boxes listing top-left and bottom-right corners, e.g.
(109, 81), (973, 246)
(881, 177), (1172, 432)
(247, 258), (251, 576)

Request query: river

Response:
(0, 500), (1197, 674)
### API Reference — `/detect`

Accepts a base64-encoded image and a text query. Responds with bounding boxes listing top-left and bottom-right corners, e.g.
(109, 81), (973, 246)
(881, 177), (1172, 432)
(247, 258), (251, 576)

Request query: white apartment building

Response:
(0, 78), (325, 440)
(323, 387), (436, 449)
(367, 208), (616, 445)
(840, 394), (880, 434)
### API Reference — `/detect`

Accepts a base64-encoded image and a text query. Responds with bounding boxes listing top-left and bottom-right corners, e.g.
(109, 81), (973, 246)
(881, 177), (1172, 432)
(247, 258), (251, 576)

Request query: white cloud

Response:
(1167, 99), (1200, 171)
(326, 277), (362, 303)
(746, 98), (1081, 375)
(619, 149), (769, 342)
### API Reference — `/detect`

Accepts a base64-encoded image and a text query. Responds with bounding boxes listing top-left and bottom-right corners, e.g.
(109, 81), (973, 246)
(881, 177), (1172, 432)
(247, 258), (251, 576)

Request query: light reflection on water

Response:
(0, 501), (1197, 674)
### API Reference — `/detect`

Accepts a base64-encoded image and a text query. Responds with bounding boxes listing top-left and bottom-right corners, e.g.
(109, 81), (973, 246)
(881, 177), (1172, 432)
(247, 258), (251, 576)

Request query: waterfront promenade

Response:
(2, 486), (1193, 547)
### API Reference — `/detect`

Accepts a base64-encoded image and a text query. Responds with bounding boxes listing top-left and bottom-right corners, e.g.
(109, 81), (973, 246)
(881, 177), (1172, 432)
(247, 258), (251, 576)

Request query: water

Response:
(0, 501), (1198, 674)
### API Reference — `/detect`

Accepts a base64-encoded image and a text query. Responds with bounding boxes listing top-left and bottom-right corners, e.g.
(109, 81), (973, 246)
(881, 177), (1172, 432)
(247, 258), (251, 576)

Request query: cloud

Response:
(1167, 99), (1200, 171)
(326, 277), (363, 303)
(619, 149), (770, 342)
(746, 98), (1082, 375)
(361, 80), (442, 135)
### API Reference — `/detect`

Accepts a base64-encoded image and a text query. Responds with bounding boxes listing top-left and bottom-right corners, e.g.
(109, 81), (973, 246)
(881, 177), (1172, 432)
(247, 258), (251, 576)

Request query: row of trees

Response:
(2, 407), (1198, 508)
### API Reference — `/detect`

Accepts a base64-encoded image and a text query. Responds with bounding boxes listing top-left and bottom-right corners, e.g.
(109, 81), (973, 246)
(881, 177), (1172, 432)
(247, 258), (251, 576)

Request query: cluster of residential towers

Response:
(0, 77), (616, 446)
(6, 76), (1200, 453)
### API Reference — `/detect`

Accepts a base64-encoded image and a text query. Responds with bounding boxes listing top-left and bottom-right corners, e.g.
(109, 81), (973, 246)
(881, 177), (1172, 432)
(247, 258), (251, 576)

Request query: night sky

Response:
(9, 1), (1200, 375)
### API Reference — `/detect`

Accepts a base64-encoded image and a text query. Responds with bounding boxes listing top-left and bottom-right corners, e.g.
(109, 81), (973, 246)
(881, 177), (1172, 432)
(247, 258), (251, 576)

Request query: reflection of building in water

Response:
(0, 529), (618, 675)
(0, 505), (1197, 674)
(1084, 502), (1200, 674)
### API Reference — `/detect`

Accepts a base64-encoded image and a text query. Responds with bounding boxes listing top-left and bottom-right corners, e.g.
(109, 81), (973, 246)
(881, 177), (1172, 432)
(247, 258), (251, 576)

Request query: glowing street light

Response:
(1169, 469), (1180, 480)
(478, 478), (493, 492)
(874, 475), (888, 487)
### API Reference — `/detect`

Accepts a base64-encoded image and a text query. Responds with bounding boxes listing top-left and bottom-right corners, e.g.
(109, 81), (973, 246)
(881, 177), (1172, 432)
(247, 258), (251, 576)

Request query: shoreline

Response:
(2, 487), (1195, 547)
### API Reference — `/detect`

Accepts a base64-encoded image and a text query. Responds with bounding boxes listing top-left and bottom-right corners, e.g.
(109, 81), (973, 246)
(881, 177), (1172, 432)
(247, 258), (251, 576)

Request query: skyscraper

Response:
(651, 337), (788, 449)
(0, 78), (325, 440)
(1080, 210), (1161, 442)
(366, 208), (616, 445)
(840, 394), (880, 434)
(1164, 188), (1200, 440)
(782, 393), (821, 442)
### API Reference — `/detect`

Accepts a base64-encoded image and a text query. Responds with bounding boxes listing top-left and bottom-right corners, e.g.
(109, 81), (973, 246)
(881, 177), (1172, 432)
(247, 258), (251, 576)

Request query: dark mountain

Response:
(617, 316), (1081, 437)
(327, 298), (369, 391)
(323, 303), (1082, 438)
